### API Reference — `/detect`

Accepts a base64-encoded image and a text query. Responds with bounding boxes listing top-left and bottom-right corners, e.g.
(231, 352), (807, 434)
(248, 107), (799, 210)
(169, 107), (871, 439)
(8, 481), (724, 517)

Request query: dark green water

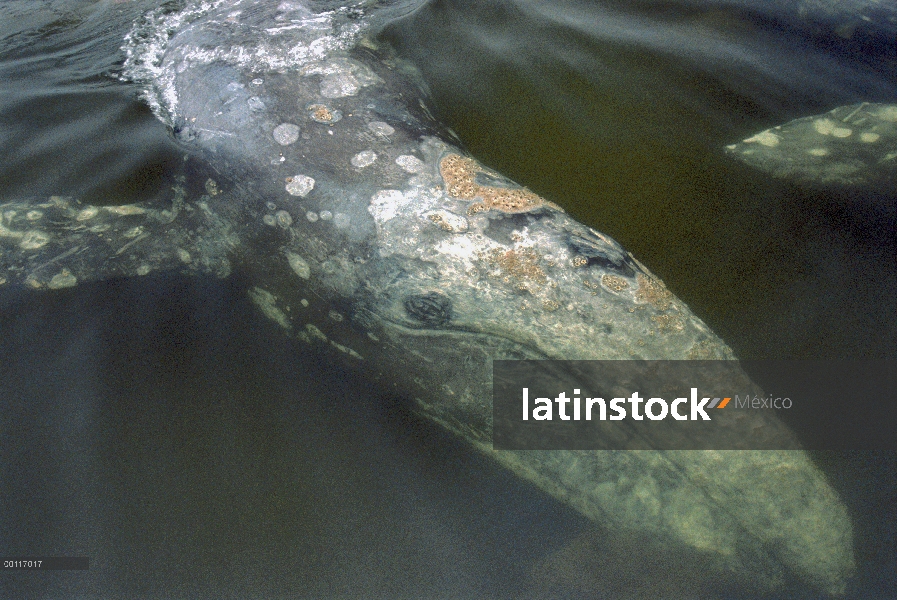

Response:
(1, 1), (894, 598)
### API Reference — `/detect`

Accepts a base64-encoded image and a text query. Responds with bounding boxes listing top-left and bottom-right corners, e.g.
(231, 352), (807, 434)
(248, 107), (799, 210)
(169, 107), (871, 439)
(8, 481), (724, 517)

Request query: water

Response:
(0, 0), (894, 598)
(383, 0), (897, 360)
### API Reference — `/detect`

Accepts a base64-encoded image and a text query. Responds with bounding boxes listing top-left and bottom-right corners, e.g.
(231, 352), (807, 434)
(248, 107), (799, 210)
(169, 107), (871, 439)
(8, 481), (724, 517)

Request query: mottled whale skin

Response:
(722, 0), (896, 187)
(0, 0), (854, 594)
(727, 102), (897, 187)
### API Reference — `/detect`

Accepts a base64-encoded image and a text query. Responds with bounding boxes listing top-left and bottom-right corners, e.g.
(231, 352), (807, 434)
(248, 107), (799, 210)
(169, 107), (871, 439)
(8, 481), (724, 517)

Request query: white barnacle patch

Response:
(301, 57), (381, 96)
(26, 210), (43, 221)
(285, 175), (315, 197)
(744, 130), (780, 147)
(396, 155), (426, 173)
(273, 123), (300, 145)
(368, 121), (394, 136)
(434, 234), (485, 265)
(19, 230), (50, 250)
(424, 210), (469, 233)
(860, 132), (881, 143)
(275, 210), (293, 228)
(813, 118), (852, 138)
(286, 252), (311, 279)
(136, 265), (151, 276)
(351, 150), (377, 168)
(306, 211), (319, 222)
(48, 269), (77, 289)
(320, 73), (360, 98)
(263, 214), (277, 226)
(319, 210), (333, 221)
(249, 287), (291, 330)
(807, 148), (829, 157)
(105, 205), (146, 216)
(367, 186), (455, 259)
(368, 189), (407, 223)
(76, 207), (99, 221)
(124, 226), (144, 238)
(177, 248), (192, 263)
(247, 96), (265, 111)
(328, 310), (344, 322)
(814, 118), (835, 135)
(831, 127), (852, 138)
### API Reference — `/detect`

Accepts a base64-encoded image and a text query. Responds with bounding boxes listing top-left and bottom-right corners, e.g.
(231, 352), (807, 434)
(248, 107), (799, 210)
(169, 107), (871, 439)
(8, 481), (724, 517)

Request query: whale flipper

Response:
(0, 191), (237, 290)
(726, 103), (897, 188)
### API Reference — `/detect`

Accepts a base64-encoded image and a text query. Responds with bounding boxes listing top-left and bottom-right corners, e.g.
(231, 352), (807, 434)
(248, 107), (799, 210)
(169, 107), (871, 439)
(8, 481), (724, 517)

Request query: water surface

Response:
(1, 0), (894, 598)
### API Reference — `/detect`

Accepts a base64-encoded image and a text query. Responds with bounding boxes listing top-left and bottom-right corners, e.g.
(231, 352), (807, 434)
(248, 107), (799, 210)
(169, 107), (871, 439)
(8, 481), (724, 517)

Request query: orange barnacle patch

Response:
(439, 154), (557, 214)
(483, 247), (547, 286)
(635, 274), (674, 311)
(601, 274), (630, 292)
(686, 339), (730, 359)
(652, 314), (685, 332)
(307, 103), (342, 124)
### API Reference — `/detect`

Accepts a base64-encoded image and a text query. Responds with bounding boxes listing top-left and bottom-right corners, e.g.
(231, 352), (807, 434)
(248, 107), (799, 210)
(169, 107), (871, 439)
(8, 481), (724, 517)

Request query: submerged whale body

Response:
(721, 0), (896, 187)
(0, 0), (856, 594)
(727, 102), (897, 187)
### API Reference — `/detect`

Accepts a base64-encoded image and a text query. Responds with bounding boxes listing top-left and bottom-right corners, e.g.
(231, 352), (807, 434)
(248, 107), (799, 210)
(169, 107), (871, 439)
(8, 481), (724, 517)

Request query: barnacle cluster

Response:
(635, 274), (673, 311)
(482, 247), (547, 287)
(440, 154), (549, 214)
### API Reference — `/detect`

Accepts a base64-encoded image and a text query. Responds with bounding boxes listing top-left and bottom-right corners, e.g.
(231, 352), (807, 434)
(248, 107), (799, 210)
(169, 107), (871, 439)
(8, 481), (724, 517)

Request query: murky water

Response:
(1, 0), (894, 598)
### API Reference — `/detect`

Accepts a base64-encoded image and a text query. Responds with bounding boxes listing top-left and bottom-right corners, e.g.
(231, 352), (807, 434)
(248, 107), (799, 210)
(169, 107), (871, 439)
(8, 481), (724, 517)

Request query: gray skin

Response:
(721, 0), (896, 187)
(0, 0), (854, 595)
(726, 102), (897, 187)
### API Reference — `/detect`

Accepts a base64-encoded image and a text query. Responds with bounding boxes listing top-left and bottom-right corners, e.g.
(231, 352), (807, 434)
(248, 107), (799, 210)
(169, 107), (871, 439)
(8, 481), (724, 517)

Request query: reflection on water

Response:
(0, 0), (181, 203)
(0, 0), (895, 598)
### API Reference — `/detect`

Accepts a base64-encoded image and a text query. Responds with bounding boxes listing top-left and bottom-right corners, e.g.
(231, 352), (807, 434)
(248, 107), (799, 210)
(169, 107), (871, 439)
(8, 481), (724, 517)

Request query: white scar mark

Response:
(115, 233), (150, 256)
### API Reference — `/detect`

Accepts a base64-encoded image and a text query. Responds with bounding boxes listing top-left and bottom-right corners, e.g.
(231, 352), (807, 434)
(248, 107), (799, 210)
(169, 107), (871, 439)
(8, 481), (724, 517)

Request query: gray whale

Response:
(0, 0), (855, 594)
(727, 102), (897, 187)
